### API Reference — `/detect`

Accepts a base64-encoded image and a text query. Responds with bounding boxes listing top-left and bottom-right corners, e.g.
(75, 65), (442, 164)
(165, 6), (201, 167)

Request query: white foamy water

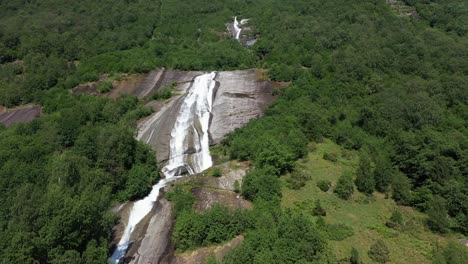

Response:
(110, 73), (217, 263)
(162, 72), (216, 178)
(233, 16), (242, 40)
(110, 178), (170, 264)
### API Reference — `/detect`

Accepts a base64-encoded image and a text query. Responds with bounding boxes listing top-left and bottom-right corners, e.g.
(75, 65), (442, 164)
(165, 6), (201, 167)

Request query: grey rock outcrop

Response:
(137, 69), (275, 163)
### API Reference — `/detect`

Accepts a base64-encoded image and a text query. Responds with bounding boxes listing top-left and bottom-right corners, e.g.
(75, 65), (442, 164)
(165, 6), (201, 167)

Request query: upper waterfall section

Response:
(161, 72), (217, 178)
(137, 69), (279, 165)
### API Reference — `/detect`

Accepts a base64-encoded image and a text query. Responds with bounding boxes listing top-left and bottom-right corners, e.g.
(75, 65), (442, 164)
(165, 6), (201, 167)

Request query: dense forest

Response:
(0, 0), (467, 263)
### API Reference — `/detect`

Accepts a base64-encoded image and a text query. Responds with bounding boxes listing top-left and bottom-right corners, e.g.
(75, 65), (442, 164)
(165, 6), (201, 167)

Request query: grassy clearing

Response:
(281, 139), (450, 263)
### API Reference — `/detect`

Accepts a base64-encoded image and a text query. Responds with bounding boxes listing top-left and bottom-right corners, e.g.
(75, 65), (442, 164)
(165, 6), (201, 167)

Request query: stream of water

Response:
(110, 72), (217, 264)
(233, 16), (242, 40)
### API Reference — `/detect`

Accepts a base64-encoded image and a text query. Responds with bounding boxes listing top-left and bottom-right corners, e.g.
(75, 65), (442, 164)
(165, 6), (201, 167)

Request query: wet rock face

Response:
(138, 69), (275, 164)
(127, 198), (175, 264)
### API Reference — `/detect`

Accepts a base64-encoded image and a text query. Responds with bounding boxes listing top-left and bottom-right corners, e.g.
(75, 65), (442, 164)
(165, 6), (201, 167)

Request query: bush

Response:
(172, 205), (253, 251)
(432, 240), (468, 264)
(350, 247), (360, 264)
(323, 152), (338, 162)
(335, 172), (354, 200)
(322, 223), (354, 241)
(233, 180), (241, 193)
(368, 240), (390, 263)
(317, 180), (331, 192)
(386, 210), (404, 229)
(286, 170), (310, 190)
(355, 154), (375, 195)
(209, 167), (223, 177)
(427, 196), (450, 233)
(96, 81), (113, 93)
(167, 186), (195, 217)
(152, 86), (173, 100)
(312, 200), (326, 216)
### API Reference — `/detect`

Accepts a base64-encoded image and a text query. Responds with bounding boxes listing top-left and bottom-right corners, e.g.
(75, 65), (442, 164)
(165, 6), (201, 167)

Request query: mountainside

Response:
(0, 0), (467, 264)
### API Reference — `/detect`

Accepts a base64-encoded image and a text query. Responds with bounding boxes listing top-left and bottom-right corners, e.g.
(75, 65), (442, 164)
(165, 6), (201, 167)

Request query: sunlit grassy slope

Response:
(281, 139), (452, 263)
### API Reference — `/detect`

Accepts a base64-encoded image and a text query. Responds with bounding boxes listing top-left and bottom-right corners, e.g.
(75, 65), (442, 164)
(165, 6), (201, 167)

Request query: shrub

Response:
(427, 195), (450, 233)
(323, 152), (338, 162)
(152, 86), (173, 100)
(286, 170), (310, 190)
(96, 81), (113, 93)
(317, 180), (331, 192)
(350, 247), (360, 264)
(209, 167), (223, 177)
(355, 154), (375, 195)
(322, 223), (354, 241)
(386, 210), (403, 229)
(233, 180), (241, 193)
(312, 200), (326, 216)
(167, 186), (195, 217)
(368, 240), (390, 263)
(335, 172), (354, 200)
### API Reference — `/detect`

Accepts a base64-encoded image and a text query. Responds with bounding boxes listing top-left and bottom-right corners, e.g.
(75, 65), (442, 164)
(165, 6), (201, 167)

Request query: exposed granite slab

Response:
(0, 105), (41, 126)
(210, 70), (274, 144)
(137, 69), (276, 163)
(127, 198), (175, 264)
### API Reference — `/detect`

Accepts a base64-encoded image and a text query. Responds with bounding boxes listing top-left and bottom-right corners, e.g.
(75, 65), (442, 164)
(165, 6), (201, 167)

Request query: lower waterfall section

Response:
(110, 72), (217, 264)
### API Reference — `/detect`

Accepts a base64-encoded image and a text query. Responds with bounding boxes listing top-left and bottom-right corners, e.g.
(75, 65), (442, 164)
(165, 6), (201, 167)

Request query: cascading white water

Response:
(110, 72), (216, 264)
(233, 16), (242, 40)
(110, 178), (172, 264)
(162, 72), (216, 177)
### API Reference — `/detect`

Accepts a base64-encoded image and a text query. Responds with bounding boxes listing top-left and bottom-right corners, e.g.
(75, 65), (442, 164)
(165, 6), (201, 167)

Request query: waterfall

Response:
(110, 178), (171, 264)
(162, 72), (216, 178)
(110, 72), (216, 264)
(233, 16), (242, 40)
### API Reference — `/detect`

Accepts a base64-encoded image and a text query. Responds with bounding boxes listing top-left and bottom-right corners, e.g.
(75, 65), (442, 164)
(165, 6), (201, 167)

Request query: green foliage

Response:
(335, 172), (354, 200)
(432, 240), (468, 264)
(285, 169), (310, 190)
(350, 247), (360, 264)
(321, 223), (354, 241)
(427, 196), (450, 233)
(355, 153), (375, 195)
(317, 180), (331, 192)
(173, 205), (253, 252)
(386, 210), (404, 230)
(374, 155), (393, 193)
(241, 166), (281, 203)
(368, 240), (390, 264)
(391, 172), (412, 205)
(323, 152), (338, 162)
(224, 210), (331, 263)
(312, 200), (326, 216)
(209, 167), (223, 178)
(96, 81), (113, 93)
(167, 186), (195, 217)
(233, 180), (241, 194)
(152, 84), (174, 100)
(0, 90), (158, 262)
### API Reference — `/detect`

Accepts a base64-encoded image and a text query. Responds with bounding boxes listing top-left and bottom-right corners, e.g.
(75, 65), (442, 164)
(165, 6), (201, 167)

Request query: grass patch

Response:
(281, 139), (452, 263)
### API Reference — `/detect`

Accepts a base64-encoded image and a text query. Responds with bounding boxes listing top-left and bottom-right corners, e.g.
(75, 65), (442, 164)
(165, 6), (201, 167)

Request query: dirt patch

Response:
(386, 0), (418, 17)
(72, 73), (150, 99)
(191, 188), (252, 212)
(107, 73), (150, 99)
(0, 105), (41, 126)
(185, 161), (250, 191)
(172, 236), (244, 264)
